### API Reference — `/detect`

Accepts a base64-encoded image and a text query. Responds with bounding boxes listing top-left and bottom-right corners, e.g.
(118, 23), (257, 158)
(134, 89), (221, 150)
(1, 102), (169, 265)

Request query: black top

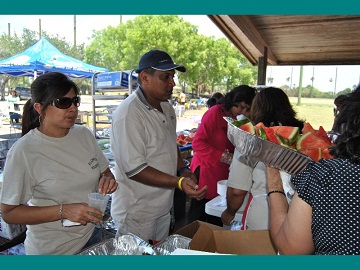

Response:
(292, 159), (360, 255)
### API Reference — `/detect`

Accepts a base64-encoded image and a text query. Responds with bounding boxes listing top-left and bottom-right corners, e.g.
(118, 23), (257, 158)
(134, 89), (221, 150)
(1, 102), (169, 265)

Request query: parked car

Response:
(15, 86), (31, 100)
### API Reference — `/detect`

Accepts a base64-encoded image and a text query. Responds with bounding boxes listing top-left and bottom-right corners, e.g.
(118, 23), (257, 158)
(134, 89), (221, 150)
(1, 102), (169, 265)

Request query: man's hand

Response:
(181, 177), (207, 200)
(180, 168), (198, 184)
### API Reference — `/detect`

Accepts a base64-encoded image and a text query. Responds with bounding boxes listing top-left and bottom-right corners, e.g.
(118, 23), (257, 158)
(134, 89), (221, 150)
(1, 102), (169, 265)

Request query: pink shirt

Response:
(190, 104), (235, 199)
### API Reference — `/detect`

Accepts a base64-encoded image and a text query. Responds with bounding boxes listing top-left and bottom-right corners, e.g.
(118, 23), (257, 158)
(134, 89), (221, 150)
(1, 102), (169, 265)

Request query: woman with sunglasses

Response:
(0, 72), (118, 254)
(188, 85), (256, 226)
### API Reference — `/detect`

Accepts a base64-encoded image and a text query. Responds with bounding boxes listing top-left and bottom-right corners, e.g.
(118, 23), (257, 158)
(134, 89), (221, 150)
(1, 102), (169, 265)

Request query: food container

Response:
(78, 233), (189, 255)
(224, 117), (312, 175)
(78, 233), (155, 255)
(153, 234), (191, 254)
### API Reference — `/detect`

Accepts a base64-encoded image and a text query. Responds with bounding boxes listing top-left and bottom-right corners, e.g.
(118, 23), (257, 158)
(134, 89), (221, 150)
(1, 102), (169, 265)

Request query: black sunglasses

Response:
(49, 96), (81, 109)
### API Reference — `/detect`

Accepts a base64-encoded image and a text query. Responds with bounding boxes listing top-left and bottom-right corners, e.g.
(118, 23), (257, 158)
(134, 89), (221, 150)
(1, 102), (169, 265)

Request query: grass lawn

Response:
(184, 97), (336, 132)
(289, 97), (335, 132)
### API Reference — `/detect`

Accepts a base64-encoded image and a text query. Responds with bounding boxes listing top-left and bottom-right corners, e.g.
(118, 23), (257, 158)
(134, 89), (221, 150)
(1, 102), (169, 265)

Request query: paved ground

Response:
(0, 117), (21, 140)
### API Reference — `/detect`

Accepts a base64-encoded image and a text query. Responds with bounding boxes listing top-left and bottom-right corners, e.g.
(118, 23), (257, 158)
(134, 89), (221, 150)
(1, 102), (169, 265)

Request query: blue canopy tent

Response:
(0, 37), (108, 78)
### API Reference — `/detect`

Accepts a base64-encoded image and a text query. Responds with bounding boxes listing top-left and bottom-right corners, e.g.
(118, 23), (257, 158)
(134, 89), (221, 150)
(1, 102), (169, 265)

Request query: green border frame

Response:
(1, 0), (360, 14)
(1, 1), (359, 268)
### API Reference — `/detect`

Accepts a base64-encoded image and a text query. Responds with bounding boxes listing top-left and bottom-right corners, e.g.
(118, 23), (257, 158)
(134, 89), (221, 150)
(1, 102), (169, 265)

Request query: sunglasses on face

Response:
(49, 96), (81, 109)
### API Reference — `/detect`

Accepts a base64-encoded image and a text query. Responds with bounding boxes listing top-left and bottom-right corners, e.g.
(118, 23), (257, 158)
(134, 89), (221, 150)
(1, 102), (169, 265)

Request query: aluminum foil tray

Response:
(153, 234), (191, 255)
(78, 237), (117, 255)
(78, 233), (157, 255)
(224, 117), (312, 175)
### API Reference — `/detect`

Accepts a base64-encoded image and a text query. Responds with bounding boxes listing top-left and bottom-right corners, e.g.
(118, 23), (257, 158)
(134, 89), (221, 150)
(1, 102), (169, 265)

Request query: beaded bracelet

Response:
(178, 177), (185, 191)
(179, 166), (190, 175)
(59, 204), (64, 225)
(267, 190), (286, 197)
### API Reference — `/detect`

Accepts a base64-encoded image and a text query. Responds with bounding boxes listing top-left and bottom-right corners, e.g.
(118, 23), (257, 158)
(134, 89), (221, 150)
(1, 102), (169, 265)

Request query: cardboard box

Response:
(175, 220), (277, 255)
(0, 210), (26, 240)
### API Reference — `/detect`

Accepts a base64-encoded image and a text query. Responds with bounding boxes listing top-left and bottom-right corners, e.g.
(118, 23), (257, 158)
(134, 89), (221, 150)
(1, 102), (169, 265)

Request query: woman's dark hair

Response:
(334, 94), (349, 108)
(206, 97), (218, 108)
(21, 72), (80, 136)
(330, 101), (360, 163)
(250, 87), (304, 129)
(212, 92), (224, 101)
(11, 90), (18, 97)
(221, 85), (256, 112)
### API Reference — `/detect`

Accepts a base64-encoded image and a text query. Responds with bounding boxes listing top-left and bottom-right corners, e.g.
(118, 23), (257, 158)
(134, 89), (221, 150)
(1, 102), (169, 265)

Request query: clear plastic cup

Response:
(87, 192), (110, 217)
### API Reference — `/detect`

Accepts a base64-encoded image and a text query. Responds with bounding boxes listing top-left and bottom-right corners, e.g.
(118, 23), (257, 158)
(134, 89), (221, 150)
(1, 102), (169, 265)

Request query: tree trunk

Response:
(0, 76), (11, 101)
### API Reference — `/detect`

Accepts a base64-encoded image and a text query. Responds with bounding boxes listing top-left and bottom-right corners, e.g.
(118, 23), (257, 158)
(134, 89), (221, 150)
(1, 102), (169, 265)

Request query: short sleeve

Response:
(227, 150), (257, 192)
(292, 160), (333, 207)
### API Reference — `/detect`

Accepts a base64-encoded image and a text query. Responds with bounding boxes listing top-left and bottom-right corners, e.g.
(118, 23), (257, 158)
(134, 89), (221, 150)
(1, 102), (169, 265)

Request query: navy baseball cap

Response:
(135, 49), (186, 73)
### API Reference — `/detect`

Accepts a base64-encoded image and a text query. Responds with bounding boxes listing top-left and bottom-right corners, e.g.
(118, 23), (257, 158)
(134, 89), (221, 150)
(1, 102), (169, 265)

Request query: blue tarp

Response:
(0, 38), (108, 78)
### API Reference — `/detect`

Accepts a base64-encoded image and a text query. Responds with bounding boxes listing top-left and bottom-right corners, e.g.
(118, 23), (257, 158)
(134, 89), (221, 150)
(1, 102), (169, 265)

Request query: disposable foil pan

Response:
(78, 238), (117, 255)
(224, 117), (312, 175)
(78, 233), (155, 255)
(153, 234), (191, 255)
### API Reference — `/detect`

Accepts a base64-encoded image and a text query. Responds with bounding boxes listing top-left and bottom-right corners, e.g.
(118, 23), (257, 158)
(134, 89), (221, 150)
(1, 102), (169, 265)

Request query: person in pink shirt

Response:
(188, 85), (256, 226)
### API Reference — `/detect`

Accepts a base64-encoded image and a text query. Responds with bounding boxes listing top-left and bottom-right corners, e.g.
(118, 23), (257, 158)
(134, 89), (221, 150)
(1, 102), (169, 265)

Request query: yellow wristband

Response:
(178, 177), (185, 191)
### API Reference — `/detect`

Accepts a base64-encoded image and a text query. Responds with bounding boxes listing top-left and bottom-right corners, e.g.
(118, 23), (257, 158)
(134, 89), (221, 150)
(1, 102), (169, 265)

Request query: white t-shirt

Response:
(227, 150), (269, 230)
(110, 88), (177, 226)
(0, 125), (109, 254)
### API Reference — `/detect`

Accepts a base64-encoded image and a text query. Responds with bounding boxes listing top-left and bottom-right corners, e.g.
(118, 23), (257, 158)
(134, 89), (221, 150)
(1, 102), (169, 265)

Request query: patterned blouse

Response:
(292, 159), (360, 255)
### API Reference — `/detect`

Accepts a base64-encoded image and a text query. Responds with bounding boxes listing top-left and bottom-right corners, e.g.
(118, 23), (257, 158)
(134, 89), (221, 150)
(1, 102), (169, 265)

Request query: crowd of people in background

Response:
(1, 47), (359, 255)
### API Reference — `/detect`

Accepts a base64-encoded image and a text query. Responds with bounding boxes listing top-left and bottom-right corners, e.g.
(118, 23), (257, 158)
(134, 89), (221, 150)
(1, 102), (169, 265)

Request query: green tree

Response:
(336, 88), (352, 96)
(85, 15), (257, 95)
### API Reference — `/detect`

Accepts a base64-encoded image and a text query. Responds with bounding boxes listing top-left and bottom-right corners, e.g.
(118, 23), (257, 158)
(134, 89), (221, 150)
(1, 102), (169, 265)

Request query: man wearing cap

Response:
(110, 49), (207, 243)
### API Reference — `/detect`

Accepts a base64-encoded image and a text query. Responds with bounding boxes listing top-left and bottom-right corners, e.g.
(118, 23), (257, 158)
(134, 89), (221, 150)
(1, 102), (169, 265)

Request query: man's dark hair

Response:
(137, 68), (156, 85)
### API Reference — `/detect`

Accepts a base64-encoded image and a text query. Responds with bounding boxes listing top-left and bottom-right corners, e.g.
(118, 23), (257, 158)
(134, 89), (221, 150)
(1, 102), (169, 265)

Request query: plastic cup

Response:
(87, 192), (110, 213)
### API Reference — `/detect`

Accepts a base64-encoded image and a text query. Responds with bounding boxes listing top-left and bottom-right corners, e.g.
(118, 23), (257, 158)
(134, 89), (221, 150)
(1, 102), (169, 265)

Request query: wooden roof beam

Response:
(208, 15), (277, 66)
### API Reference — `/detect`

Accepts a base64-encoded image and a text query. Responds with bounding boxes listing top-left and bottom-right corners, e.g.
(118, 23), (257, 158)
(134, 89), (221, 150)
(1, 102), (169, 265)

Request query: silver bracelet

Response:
(59, 204), (64, 225)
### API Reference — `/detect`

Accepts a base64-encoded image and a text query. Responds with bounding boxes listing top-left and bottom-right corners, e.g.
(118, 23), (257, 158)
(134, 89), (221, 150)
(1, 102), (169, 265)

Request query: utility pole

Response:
(8, 23), (10, 36)
(74, 15), (77, 47)
(334, 67), (338, 97)
(297, 65), (303, 106)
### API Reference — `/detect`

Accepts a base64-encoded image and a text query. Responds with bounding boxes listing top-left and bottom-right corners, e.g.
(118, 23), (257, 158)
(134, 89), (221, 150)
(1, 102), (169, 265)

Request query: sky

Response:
(0, 14), (359, 93)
